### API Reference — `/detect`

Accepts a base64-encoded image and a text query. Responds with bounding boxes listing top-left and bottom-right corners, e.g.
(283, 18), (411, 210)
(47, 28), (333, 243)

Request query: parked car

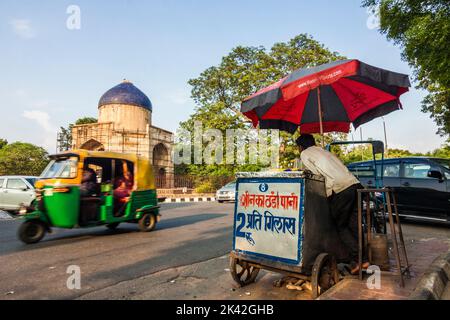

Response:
(0, 176), (38, 213)
(347, 157), (450, 223)
(216, 181), (236, 203)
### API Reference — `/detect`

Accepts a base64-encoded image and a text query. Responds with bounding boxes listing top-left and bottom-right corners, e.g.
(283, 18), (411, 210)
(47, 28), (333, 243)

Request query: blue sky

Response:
(0, 0), (445, 153)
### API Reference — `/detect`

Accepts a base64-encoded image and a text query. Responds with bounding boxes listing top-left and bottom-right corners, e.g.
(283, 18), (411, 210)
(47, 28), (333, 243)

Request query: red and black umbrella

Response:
(241, 59), (410, 134)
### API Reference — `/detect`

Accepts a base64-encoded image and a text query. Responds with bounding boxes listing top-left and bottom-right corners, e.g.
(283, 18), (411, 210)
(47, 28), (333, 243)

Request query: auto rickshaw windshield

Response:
(40, 157), (78, 179)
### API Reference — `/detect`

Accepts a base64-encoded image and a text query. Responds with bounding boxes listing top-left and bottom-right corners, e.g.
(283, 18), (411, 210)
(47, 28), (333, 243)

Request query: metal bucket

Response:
(368, 233), (390, 271)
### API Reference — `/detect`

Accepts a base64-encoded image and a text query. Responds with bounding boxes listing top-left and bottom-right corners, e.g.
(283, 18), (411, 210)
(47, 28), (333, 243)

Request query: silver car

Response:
(0, 176), (38, 213)
(216, 181), (236, 203)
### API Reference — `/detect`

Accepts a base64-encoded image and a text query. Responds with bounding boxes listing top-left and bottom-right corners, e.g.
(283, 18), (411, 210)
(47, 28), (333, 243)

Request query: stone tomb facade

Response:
(71, 80), (174, 188)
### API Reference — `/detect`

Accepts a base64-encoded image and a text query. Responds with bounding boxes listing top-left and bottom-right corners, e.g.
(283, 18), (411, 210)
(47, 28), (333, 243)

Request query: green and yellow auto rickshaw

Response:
(17, 150), (160, 244)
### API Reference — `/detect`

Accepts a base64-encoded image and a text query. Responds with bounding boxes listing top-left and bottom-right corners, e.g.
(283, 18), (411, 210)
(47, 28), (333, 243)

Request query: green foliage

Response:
(58, 117), (97, 151)
(341, 145), (377, 164)
(194, 181), (215, 194)
(75, 117), (97, 125)
(336, 143), (450, 165)
(362, 0), (450, 137)
(57, 126), (72, 151)
(180, 34), (346, 177)
(0, 139), (7, 149)
(0, 142), (49, 176)
(425, 145), (450, 158)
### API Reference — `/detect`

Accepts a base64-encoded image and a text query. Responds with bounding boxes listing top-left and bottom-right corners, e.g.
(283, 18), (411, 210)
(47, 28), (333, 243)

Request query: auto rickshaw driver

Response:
(80, 168), (99, 197)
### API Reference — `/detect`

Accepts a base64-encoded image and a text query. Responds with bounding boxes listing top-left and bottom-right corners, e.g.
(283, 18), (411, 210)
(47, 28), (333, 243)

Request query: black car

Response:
(347, 157), (450, 223)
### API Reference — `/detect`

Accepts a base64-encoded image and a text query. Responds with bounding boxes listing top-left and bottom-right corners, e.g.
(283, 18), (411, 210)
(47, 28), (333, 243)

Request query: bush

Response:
(194, 181), (215, 193)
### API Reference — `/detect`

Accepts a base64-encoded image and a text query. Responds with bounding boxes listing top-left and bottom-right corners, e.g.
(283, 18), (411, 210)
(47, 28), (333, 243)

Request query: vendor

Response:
(296, 134), (368, 274)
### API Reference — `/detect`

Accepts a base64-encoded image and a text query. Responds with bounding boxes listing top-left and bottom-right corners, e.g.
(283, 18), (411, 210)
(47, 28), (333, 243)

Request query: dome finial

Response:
(122, 78), (131, 84)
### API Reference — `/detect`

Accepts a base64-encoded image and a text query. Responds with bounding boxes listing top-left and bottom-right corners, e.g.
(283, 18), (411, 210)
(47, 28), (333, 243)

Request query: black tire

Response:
(18, 220), (46, 244)
(218, 200), (224, 203)
(229, 256), (260, 287)
(138, 213), (156, 232)
(311, 253), (339, 299)
(106, 222), (120, 230)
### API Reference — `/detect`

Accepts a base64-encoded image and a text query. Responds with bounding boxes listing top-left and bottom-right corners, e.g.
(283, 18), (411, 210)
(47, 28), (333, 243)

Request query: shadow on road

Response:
(0, 213), (228, 256)
(81, 225), (232, 293)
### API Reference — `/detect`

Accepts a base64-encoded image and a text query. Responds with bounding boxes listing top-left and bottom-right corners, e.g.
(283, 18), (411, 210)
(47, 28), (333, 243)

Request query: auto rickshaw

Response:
(17, 150), (160, 244)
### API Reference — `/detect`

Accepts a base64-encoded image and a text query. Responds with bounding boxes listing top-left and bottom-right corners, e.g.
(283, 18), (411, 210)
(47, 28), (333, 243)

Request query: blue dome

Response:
(98, 81), (152, 111)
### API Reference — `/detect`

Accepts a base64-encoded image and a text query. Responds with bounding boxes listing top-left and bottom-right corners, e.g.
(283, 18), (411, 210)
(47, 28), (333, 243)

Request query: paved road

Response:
(0, 202), (235, 299)
(0, 202), (449, 300)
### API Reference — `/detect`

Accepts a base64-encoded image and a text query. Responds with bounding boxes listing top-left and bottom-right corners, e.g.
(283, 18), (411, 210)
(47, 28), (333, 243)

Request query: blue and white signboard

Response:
(233, 177), (304, 265)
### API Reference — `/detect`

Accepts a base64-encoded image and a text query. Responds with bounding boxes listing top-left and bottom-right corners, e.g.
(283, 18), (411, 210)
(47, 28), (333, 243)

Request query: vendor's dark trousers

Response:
(329, 183), (365, 263)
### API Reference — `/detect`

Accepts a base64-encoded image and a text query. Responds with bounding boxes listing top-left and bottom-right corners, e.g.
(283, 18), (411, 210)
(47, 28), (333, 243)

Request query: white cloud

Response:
(23, 110), (54, 132)
(22, 110), (57, 151)
(9, 19), (36, 39)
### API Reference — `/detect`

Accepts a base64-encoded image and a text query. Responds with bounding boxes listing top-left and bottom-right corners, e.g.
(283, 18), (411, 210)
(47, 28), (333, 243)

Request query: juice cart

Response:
(229, 171), (349, 298)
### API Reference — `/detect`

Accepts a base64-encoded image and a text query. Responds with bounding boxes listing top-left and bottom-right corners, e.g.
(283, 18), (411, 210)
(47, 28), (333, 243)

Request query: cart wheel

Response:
(106, 222), (120, 230)
(18, 220), (46, 244)
(138, 213), (156, 232)
(311, 253), (339, 299)
(229, 256), (260, 287)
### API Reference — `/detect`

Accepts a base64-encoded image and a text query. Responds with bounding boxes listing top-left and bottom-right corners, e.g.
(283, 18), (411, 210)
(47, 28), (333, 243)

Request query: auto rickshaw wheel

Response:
(229, 256), (260, 287)
(106, 222), (120, 230)
(138, 213), (156, 232)
(18, 220), (46, 244)
(311, 253), (339, 299)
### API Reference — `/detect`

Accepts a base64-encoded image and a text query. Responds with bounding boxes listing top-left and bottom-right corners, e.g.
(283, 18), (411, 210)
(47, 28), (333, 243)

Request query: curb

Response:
(409, 251), (450, 300)
(164, 197), (216, 203)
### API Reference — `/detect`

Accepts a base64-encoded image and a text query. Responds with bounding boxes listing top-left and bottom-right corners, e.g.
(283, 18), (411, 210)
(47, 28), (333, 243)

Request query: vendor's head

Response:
(295, 134), (316, 153)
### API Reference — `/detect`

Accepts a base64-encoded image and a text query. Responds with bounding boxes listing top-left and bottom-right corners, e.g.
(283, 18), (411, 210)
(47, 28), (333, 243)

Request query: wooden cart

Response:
(229, 171), (349, 299)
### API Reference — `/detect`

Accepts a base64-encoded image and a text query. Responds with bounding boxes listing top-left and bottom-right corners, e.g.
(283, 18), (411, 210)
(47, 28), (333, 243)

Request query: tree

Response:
(426, 145), (450, 158)
(0, 142), (49, 176)
(57, 117), (97, 151)
(75, 117), (97, 125)
(180, 34), (346, 178)
(0, 139), (7, 149)
(362, 0), (450, 137)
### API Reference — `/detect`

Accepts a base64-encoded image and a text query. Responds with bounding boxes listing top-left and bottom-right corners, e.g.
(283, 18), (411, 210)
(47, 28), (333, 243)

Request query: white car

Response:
(216, 181), (237, 203)
(0, 176), (38, 213)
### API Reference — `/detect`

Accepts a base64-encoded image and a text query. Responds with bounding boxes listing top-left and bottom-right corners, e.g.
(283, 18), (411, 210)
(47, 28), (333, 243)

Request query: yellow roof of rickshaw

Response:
(49, 150), (155, 190)
(52, 149), (147, 163)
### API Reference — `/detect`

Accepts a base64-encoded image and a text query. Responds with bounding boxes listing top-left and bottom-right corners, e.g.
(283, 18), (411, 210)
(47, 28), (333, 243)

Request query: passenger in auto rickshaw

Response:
(296, 134), (369, 274)
(113, 161), (133, 216)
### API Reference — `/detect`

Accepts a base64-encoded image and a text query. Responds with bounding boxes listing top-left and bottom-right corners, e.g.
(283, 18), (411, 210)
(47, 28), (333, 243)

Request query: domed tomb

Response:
(98, 80), (152, 132)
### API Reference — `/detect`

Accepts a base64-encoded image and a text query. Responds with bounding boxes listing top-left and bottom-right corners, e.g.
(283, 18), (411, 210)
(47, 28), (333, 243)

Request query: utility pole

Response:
(359, 127), (363, 161)
(383, 117), (389, 158)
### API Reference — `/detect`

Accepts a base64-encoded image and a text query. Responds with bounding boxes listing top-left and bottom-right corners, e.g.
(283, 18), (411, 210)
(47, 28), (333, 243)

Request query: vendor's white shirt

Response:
(300, 146), (359, 197)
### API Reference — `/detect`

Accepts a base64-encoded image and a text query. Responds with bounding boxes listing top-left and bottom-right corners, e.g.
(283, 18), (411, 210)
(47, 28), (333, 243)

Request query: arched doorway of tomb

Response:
(80, 139), (105, 151)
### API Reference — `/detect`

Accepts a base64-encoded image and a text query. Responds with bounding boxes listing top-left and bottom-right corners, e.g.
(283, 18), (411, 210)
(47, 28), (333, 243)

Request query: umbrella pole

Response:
(317, 86), (324, 147)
